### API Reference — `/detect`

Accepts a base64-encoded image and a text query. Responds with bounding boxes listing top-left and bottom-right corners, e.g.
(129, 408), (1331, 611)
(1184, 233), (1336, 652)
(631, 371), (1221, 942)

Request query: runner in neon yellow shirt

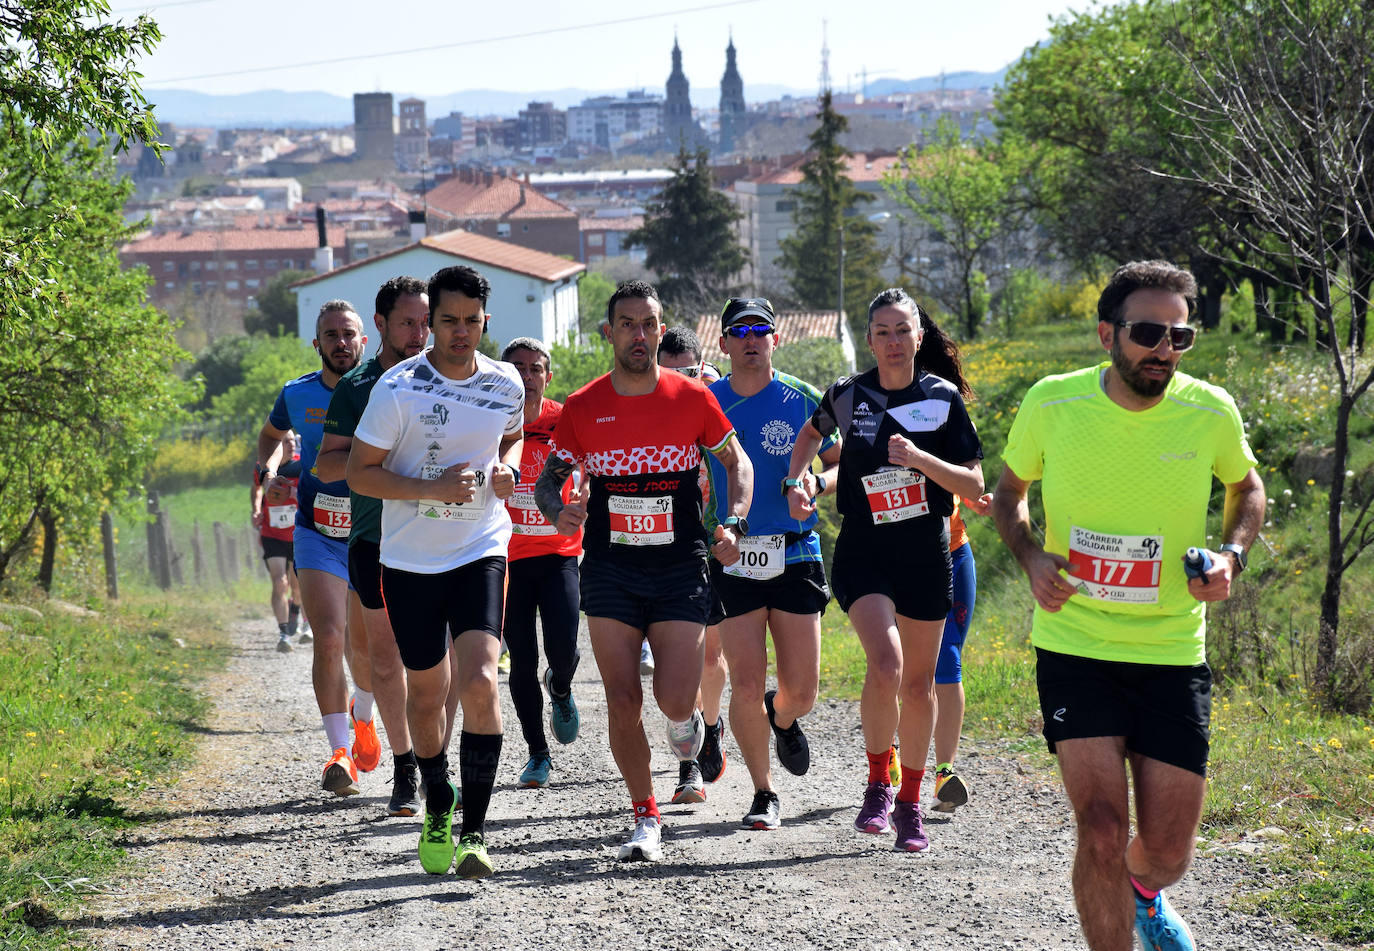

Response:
(992, 260), (1265, 951)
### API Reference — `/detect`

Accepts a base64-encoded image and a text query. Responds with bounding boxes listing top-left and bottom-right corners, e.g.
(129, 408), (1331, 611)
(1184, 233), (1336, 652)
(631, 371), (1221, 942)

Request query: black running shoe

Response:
(671, 759), (706, 804)
(388, 762), (422, 817)
(698, 716), (727, 783)
(743, 789), (781, 830)
(764, 689), (810, 776)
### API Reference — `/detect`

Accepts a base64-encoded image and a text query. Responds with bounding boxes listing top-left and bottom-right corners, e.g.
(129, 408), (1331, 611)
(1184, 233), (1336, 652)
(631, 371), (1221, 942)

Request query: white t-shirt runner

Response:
(354, 351), (524, 574)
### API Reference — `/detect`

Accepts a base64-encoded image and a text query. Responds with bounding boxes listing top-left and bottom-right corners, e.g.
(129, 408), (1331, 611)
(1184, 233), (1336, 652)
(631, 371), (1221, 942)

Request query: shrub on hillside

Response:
(148, 434), (253, 494)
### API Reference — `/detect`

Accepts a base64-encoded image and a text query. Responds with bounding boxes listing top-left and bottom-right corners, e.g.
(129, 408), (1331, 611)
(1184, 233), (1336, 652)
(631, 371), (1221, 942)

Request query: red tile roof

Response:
(425, 175), (575, 221)
(692, 310), (843, 363)
(289, 228), (585, 287)
(743, 152), (901, 186)
(121, 224), (346, 254)
(578, 215), (644, 232)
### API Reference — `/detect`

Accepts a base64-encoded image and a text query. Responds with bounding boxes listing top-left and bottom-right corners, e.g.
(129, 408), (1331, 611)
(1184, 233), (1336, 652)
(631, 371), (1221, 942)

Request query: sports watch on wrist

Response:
(723, 515), (749, 537)
(815, 474), (827, 494)
(1218, 543), (1247, 573)
(505, 462), (521, 486)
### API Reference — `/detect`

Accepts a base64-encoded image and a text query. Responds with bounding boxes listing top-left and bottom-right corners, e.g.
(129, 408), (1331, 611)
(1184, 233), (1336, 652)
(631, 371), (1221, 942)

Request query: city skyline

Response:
(130, 0), (1081, 98)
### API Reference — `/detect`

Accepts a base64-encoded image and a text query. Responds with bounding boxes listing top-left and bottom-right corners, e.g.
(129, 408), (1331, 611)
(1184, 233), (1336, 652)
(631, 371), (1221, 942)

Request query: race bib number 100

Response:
(608, 495), (674, 547)
(862, 468), (928, 524)
(723, 533), (786, 581)
(1067, 526), (1163, 604)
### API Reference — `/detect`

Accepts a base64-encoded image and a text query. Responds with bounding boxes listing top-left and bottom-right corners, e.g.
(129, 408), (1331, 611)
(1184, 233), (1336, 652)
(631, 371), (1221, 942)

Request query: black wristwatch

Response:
(1218, 543), (1247, 573)
(723, 515), (749, 537)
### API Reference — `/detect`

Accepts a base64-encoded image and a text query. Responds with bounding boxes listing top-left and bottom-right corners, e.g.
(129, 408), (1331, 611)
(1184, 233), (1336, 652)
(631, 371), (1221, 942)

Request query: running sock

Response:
(1130, 877), (1160, 902)
(351, 689), (375, 723)
(416, 751), (452, 813)
(458, 731), (502, 836)
(394, 750), (418, 770)
(897, 765), (925, 803)
(278, 622), (291, 636)
(287, 602), (300, 634)
(322, 713), (350, 751)
(632, 796), (660, 821)
(867, 747), (894, 785)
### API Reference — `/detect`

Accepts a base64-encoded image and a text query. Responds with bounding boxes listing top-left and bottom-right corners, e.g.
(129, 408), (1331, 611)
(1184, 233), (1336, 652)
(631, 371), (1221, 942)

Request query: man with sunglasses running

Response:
(991, 260), (1265, 951)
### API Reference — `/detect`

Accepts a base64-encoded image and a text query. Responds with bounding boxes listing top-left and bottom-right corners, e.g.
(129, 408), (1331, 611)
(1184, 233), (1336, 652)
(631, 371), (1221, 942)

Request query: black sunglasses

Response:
(723, 323), (774, 339)
(1116, 320), (1196, 352)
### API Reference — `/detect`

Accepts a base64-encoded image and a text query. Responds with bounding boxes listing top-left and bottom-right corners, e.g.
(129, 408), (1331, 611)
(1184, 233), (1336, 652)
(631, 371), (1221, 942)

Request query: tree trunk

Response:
(37, 506), (57, 593)
(0, 497), (44, 588)
(1315, 395), (1353, 711)
(1350, 250), (1370, 353)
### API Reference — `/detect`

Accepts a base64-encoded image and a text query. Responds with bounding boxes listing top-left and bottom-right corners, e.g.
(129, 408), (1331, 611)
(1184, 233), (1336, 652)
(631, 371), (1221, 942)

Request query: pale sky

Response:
(127, 0), (1084, 97)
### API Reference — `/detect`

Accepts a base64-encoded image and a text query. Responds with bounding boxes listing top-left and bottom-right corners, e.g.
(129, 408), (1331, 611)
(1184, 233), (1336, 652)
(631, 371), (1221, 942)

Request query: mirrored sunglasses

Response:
(1117, 320), (1195, 352)
(723, 323), (775, 339)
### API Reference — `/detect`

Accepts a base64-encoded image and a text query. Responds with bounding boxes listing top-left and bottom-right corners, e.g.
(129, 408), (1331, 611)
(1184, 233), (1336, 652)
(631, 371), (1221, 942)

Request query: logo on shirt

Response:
(855, 401), (872, 416)
(760, 419), (795, 456)
(1159, 450), (1198, 462)
(420, 403), (450, 428)
(596, 415), (616, 423)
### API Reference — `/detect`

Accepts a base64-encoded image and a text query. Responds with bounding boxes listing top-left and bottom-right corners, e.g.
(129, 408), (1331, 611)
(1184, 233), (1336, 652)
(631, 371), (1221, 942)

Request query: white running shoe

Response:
(665, 710), (705, 761)
(297, 622), (313, 645)
(617, 816), (664, 862)
(639, 641), (655, 676)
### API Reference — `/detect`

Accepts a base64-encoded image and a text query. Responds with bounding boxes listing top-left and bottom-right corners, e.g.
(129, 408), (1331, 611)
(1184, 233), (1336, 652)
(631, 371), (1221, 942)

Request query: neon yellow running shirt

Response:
(1001, 363), (1257, 665)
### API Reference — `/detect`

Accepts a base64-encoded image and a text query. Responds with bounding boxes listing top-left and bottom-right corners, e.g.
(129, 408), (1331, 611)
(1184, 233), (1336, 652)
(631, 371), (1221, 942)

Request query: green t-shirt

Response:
(1001, 363), (1257, 665)
(323, 355), (387, 546)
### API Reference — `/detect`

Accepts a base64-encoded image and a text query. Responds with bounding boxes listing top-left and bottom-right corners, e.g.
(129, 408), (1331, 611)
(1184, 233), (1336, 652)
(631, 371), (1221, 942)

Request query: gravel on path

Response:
(82, 616), (1332, 951)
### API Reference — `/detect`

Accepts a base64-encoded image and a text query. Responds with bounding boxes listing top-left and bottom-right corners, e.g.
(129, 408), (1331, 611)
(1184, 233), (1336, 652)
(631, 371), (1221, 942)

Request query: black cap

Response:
(720, 297), (776, 328)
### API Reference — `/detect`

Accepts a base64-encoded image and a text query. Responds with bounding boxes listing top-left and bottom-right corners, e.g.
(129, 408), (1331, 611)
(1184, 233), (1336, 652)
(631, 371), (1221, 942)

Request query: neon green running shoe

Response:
(417, 782), (457, 874)
(455, 831), (494, 879)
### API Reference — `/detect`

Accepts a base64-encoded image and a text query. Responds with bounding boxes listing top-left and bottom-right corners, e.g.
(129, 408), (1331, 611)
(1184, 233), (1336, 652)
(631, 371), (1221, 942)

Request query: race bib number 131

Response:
(1067, 527), (1163, 604)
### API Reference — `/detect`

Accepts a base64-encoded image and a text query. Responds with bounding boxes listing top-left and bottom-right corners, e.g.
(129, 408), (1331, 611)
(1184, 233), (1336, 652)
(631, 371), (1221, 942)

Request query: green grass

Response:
(816, 316), (1374, 945)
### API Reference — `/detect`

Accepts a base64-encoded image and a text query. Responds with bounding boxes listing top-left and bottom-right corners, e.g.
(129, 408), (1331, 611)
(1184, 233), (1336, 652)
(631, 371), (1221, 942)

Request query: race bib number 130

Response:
(1067, 527), (1163, 604)
(608, 495), (674, 546)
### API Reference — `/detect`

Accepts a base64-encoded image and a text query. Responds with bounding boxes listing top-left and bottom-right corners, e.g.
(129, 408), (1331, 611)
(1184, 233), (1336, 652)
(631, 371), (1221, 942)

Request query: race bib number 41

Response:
(862, 468), (928, 524)
(608, 495), (674, 547)
(1067, 527), (1163, 604)
(267, 504), (295, 530)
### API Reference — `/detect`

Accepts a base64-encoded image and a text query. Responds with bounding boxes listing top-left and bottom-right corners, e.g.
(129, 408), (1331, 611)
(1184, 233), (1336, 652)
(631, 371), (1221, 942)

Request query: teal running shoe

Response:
(519, 751), (552, 788)
(1135, 890), (1196, 951)
(544, 668), (580, 744)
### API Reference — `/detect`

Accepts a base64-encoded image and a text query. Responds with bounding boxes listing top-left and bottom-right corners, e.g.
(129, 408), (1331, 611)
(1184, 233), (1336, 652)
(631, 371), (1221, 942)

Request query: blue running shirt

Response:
(706, 371), (838, 565)
(268, 370), (352, 541)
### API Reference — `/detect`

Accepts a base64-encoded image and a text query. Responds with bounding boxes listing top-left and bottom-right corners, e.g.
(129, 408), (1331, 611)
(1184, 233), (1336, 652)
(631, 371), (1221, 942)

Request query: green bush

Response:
(147, 434), (254, 494)
(547, 333), (614, 401)
(773, 336), (851, 389)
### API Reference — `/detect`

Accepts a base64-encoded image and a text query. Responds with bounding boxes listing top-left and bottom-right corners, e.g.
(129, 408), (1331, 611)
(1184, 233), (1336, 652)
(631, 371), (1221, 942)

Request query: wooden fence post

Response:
(101, 512), (119, 600)
(213, 521), (229, 584)
(146, 491), (171, 590)
(191, 520), (206, 586)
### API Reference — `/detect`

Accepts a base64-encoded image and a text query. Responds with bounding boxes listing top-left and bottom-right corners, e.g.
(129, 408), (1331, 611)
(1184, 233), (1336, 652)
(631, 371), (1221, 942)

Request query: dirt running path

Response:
(83, 616), (1331, 950)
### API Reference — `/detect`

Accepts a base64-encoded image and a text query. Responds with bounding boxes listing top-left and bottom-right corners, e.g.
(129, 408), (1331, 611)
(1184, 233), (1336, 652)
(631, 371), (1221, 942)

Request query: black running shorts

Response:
(830, 523), (951, 622)
(1035, 647), (1213, 777)
(259, 535), (293, 564)
(381, 557), (506, 671)
(709, 557), (830, 620)
(347, 538), (384, 611)
(580, 554), (713, 630)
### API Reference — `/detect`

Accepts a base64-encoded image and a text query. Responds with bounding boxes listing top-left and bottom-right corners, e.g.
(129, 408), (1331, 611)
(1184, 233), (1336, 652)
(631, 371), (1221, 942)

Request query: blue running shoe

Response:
(543, 668), (580, 744)
(1135, 890), (1195, 951)
(518, 751), (552, 788)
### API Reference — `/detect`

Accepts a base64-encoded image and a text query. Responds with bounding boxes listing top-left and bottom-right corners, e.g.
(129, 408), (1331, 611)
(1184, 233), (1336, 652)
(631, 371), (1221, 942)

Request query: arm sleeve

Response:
(353, 385), (400, 452)
(268, 388), (291, 432)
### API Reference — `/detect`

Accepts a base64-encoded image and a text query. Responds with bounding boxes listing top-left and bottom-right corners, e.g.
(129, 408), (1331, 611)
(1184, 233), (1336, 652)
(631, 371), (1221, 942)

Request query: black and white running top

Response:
(810, 367), (982, 543)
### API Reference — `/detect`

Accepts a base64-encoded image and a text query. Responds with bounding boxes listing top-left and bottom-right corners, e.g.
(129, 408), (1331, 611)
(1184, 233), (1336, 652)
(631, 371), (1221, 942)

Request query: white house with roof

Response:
(290, 229), (585, 357)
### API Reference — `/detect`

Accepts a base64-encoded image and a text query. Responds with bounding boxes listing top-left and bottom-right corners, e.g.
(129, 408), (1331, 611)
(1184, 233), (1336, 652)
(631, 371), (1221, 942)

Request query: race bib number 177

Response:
(1067, 527), (1164, 604)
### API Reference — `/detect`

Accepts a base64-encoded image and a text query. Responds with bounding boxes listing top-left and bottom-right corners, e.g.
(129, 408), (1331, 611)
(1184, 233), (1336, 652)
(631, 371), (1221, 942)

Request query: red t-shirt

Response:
(507, 398), (583, 561)
(255, 459), (300, 542)
(553, 371), (734, 565)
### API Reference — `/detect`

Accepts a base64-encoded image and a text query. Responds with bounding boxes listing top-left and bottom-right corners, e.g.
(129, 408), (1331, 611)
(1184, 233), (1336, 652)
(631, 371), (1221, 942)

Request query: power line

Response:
(144, 0), (762, 85)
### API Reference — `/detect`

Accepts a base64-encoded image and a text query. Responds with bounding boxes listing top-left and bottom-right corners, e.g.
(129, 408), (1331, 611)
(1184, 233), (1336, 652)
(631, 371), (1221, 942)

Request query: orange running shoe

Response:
(350, 699), (381, 773)
(322, 747), (360, 796)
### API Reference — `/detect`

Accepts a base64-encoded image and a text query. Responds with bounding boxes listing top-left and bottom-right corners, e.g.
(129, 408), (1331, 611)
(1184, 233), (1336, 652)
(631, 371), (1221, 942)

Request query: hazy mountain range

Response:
(144, 67), (1008, 128)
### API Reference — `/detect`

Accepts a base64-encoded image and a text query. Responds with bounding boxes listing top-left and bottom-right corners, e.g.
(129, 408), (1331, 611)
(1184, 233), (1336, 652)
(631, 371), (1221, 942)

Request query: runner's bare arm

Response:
(490, 433), (523, 501)
(346, 438), (476, 504)
(786, 421), (828, 519)
(808, 441), (842, 499)
(709, 433), (753, 521)
(315, 433), (351, 483)
(887, 434), (984, 500)
(1190, 467), (1266, 602)
(249, 469), (265, 530)
(533, 450), (577, 530)
(256, 421), (290, 475)
(991, 466), (1074, 613)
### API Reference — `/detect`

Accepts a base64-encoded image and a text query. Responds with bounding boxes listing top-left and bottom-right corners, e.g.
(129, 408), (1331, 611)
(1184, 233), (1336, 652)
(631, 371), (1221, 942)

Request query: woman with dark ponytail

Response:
(786, 287), (984, 852)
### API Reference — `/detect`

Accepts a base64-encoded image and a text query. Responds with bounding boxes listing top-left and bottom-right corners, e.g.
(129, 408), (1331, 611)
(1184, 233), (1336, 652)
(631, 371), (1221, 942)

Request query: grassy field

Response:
(817, 314), (1374, 944)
